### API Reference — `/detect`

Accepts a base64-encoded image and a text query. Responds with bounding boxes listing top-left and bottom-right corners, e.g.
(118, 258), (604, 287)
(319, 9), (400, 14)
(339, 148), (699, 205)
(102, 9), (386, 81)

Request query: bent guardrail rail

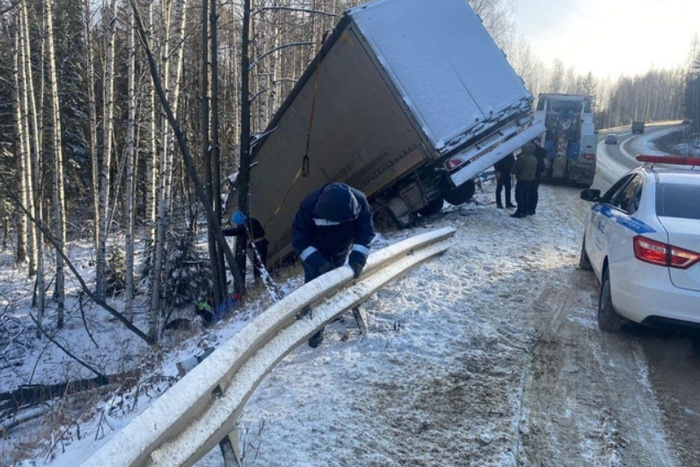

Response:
(80, 227), (456, 467)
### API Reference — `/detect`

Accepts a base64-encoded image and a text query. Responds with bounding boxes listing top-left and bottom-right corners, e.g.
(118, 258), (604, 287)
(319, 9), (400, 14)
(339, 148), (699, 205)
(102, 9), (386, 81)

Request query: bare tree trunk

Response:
(146, 2), (158, 241)
(18, 2), (36, 278)
(202, 0), (222, 305)
(45, 0), (67, 328)
(84, 0), (99, 257)
(236, 0), (251, 295)
(96, 0), (117, 301)
(125, 4), (137, 321)
(21, 0), (45, 316)
(150, 0), (177, 338)
(165, 0), (188, 215)
(211, 0), (226, 298)
(11, 17), (28, 266)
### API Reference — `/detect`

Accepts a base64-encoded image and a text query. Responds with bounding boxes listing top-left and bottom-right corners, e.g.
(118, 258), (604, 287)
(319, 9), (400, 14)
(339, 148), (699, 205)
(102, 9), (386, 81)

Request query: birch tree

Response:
(45, 0), (67, 327)
(21, 0), (44, 315)
(11, 13), (28, 266)
(84, 0), (99, 255)
(125, 3), (137, 320)
(96, 0), (117, 301)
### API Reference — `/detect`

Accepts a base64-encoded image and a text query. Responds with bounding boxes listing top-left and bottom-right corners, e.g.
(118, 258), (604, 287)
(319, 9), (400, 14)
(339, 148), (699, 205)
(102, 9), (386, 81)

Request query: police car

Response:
(579, 155), (700, 332)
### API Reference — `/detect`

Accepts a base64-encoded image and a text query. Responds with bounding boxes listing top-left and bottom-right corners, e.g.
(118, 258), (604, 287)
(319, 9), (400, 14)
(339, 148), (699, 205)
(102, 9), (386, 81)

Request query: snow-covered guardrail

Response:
(79, 227), (456, 467)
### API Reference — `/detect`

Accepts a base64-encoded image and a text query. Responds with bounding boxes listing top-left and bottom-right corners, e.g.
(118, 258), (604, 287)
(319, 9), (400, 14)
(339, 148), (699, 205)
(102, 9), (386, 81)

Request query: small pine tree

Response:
(162, 230), (212, 308)
(106, 245), (126, 296)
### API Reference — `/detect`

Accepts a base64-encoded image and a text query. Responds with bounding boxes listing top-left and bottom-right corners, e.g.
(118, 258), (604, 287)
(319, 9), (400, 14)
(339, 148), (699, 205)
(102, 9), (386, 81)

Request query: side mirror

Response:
(580, 188), (601, 202)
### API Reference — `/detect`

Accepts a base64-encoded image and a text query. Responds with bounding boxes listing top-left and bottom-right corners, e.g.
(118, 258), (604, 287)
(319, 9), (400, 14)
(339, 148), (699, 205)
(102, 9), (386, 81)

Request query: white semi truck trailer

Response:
(243, 0), (545, 265)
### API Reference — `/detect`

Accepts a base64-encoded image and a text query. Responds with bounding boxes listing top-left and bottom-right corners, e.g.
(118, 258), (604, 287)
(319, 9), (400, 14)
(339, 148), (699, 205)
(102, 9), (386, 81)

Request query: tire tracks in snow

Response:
(513, 185), (678, 467)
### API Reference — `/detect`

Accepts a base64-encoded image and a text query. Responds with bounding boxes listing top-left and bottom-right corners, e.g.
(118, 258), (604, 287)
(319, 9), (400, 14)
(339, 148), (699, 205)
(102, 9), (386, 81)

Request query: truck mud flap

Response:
(444, 179), (475, 205)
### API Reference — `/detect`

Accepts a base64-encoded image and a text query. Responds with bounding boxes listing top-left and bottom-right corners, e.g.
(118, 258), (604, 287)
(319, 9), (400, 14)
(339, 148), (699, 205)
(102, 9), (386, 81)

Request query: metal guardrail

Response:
(80, 227), (456, 467)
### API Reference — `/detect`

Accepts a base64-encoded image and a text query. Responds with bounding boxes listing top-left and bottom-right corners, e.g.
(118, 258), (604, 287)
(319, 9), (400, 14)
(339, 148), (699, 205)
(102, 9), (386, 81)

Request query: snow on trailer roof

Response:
(349, 0), (532, 151)
(537, 94), (593, 100)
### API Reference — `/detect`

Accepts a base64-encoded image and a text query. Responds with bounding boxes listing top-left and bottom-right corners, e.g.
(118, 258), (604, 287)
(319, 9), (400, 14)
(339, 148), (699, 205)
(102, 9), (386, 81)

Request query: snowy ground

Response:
(1, 125), (695, 466)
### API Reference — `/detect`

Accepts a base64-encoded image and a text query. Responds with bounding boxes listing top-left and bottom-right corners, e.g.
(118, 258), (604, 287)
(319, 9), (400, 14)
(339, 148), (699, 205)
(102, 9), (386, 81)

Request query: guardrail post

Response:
(219, 429), (242, 467)
(352, 305), (368, 334)
(177, 348), (242, 467)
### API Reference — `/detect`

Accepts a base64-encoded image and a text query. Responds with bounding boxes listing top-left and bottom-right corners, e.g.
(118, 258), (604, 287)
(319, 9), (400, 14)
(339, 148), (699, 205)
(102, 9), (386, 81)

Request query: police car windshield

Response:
(656, 183), (700, 220)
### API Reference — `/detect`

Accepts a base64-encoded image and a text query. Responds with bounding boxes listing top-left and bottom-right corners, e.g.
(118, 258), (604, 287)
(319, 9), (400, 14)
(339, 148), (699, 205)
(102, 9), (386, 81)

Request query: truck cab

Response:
(534, 94), (597, 187)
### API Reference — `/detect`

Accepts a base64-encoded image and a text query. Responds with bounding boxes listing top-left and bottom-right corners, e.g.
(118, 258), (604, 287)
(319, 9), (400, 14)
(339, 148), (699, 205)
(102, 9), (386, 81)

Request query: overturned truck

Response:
(246, 0), (545, 265)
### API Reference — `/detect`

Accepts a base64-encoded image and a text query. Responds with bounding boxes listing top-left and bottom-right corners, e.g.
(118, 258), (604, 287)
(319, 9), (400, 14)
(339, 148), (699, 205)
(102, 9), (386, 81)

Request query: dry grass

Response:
(653, 126), (700, 157)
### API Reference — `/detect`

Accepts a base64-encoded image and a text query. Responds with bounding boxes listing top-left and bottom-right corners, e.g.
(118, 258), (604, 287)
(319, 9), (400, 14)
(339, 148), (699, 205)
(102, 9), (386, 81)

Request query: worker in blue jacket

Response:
(292, 182), (375, 347)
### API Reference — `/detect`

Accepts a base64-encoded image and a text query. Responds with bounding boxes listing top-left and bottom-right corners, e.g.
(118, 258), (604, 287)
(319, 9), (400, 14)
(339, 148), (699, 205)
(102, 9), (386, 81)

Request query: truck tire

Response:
(418, 196), (444, 217)
(597, 268), (627, 332)
(579, 236), (592, 271)
(371, 204), (399, 232)
(443, 179), (475, 206)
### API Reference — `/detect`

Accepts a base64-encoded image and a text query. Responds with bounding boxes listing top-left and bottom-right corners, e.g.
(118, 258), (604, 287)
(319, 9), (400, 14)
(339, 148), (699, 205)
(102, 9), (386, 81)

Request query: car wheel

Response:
(598, 268), (626, 332)
(579, 236), (592, 271)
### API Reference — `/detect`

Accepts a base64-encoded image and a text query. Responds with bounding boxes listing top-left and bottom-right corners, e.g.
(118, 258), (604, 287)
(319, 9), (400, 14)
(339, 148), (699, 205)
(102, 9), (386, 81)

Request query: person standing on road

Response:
(292, 182), (375, 348)
(527, 142), (547, 215)
(510, 143), (537, 218)
(494, 153), (516, 209)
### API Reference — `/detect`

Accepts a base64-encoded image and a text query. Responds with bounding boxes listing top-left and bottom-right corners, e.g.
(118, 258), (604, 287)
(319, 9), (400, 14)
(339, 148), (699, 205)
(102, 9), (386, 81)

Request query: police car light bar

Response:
(637, 154), (700, 166)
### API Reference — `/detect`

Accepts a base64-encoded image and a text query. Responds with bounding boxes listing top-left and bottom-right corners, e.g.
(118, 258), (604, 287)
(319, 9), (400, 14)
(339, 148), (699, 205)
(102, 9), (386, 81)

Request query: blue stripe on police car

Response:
(591, 204), (656, 234)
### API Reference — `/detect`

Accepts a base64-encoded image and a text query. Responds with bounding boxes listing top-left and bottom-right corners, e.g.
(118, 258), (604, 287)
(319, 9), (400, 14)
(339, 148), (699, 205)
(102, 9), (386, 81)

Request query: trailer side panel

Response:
(249, 25), (429, 265)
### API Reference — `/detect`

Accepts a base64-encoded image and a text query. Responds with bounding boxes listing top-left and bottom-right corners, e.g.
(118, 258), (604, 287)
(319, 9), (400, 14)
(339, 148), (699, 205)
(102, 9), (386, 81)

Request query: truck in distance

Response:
(631, 121), (645, 134)
(534, 93), (597, 187)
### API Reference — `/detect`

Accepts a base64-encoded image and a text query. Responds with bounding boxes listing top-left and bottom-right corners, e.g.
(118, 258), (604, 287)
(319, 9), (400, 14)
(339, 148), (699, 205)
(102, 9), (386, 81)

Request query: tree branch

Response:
(252, 6), (337, 18)
(0, 169), (155, 345)
(28, 312), (108, 383)
(249, 41), (313, 70)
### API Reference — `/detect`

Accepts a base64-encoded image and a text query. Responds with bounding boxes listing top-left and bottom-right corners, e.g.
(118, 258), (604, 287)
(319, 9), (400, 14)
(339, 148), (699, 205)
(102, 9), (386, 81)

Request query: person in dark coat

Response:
(223, 210), (269, 283)
(292, 182), (375, 347)
(527, 142), (547, 215)
(493, 153), (516, 209)
(510, 143), (538, 218)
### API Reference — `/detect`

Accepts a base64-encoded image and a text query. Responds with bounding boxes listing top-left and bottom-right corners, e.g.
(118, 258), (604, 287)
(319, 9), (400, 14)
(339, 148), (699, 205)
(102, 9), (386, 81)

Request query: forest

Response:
(0, 0), (699, 344)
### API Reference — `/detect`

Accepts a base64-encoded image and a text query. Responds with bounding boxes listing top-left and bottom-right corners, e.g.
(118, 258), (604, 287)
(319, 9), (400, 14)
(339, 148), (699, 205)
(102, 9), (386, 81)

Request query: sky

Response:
(514, 0), (700, 78)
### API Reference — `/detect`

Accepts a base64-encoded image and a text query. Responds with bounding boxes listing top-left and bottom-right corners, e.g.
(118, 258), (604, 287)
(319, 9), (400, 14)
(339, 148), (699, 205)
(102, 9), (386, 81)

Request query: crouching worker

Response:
(223, 210), (269, 283)
(292, 182), (375, 348)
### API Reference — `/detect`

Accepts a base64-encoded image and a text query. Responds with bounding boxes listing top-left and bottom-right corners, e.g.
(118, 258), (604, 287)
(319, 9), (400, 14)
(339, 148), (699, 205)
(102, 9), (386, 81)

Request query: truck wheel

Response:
(579, 236), (592, 271)
(418, 196), (444, 216)
(372, 204), (399, 232)
(598, 268), (627, 332)
(443, 179), (475, 205)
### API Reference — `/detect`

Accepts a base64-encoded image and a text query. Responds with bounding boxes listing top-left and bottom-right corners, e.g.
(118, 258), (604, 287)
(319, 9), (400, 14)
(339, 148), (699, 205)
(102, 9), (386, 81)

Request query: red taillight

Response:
(583, 153), (596, 160)
(446, 158), (462, 169)
(633, 236), (700, 269)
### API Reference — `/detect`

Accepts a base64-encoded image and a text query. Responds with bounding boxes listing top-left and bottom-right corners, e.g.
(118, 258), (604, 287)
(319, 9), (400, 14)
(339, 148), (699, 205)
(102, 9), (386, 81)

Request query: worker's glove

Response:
(318, 261), (335, 275)
(348, 249), (368, 279)
(304, 250), (331, 274)
(349, 262), (364, 279)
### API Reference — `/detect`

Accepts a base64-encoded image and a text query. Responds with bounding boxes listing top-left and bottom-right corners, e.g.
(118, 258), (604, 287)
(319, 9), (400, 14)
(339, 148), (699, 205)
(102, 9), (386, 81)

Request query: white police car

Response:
(579, 155), (700, 331)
